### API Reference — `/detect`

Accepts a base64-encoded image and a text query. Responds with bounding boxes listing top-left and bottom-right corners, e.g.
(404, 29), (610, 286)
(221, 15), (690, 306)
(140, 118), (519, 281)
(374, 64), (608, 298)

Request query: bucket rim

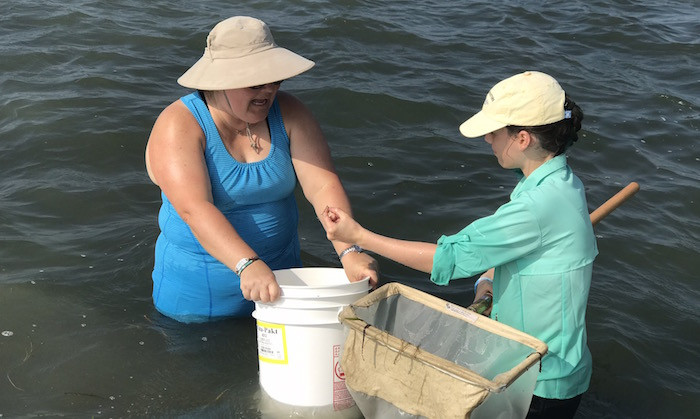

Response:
(273, 267), (370, 290)
(259, 290), (369, 309)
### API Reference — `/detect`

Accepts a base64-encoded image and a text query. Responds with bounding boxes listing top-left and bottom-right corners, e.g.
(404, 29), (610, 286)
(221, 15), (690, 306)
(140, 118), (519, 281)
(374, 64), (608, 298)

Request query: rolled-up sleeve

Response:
(430, 199), (542, 285)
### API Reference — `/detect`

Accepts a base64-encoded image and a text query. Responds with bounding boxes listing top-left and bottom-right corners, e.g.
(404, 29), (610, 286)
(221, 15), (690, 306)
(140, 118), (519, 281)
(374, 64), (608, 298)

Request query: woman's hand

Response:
(321, 206), (364, 244)
(340, 251), (379, 288)
(239, 260), (281, 303)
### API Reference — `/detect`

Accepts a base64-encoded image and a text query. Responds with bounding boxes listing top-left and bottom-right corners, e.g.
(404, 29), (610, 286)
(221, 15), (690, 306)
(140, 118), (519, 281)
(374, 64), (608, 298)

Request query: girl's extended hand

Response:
(321, 206), (363, 244)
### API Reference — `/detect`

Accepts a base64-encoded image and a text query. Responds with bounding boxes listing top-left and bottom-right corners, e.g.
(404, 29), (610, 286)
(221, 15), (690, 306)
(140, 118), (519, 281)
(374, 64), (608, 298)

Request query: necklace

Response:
(220, 92), (262, 153)
(234, 123), (261, 153)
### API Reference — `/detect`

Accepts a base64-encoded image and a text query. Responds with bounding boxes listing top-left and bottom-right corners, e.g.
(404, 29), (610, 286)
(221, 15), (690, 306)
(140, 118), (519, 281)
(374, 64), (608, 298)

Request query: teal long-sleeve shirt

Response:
(431, 154), (598, 399)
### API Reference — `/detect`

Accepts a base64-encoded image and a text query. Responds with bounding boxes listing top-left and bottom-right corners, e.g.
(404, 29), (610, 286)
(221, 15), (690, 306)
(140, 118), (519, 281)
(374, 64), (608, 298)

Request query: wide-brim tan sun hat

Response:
(459, 71), (566, 138)
(177, 16), (315, 90)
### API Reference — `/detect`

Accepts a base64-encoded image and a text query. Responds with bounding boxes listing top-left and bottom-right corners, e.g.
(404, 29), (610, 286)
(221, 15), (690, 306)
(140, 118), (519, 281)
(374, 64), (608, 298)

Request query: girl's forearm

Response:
(358, 229), (436, 273)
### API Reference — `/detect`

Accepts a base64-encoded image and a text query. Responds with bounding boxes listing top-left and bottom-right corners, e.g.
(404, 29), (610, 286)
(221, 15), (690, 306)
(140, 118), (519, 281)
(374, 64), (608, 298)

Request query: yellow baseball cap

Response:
(459, 71), (566, 138)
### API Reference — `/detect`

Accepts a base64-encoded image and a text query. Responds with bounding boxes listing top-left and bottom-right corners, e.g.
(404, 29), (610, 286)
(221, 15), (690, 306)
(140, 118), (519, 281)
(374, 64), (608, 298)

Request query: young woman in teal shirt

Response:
(321, 71), (596, 419)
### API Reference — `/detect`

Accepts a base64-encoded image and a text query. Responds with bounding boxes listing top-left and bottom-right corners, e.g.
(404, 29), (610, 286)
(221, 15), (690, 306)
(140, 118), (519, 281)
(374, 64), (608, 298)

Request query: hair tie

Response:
(564, 110), (572, 119)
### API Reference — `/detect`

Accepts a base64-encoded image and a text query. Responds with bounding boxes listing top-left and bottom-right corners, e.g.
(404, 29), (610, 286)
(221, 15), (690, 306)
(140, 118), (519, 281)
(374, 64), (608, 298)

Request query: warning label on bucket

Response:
(256, 321), (287, 364)
(332, 344), (355, 410)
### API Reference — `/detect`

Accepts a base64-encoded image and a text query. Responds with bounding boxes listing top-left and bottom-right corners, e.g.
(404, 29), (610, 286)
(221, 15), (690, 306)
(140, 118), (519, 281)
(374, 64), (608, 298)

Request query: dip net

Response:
(338, 283), (548, 419)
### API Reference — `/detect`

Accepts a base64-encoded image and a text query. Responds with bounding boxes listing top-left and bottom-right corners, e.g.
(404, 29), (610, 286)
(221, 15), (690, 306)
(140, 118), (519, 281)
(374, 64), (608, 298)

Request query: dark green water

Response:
(1, 0), (698, 417)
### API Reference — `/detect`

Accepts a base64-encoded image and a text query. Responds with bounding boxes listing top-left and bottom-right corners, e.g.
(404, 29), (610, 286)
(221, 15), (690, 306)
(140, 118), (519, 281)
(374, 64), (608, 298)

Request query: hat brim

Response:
(177, 46), (315, 90)
(459, 110), (507, 138)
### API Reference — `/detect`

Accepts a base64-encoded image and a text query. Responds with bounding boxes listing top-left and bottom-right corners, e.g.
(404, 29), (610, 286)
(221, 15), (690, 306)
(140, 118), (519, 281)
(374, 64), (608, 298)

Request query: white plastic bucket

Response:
(252, 268), (369, 409)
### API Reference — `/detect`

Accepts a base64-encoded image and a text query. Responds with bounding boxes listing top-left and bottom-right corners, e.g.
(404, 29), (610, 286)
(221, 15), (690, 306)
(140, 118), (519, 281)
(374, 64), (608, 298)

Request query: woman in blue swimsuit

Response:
(145, 16), (378, 323)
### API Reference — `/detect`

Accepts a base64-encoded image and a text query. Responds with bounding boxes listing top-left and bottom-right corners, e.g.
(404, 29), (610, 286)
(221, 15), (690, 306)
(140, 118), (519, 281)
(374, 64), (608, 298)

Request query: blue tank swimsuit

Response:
(152, 92), (302, 323)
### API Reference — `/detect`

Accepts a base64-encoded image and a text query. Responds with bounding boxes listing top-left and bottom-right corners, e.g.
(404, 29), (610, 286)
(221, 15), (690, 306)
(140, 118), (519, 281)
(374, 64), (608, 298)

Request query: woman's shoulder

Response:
(154, 99), (202, 133)
(275, 91), (321, 138)
(145, 98), (206, 185)
(276, 91), (315, 119)
(149, 99), (205, 149)
(159, 97), (196, 122)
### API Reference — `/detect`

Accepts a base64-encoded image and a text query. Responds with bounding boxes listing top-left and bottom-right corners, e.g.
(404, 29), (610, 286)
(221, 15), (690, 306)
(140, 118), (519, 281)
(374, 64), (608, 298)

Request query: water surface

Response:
(1, 1), (698, 417)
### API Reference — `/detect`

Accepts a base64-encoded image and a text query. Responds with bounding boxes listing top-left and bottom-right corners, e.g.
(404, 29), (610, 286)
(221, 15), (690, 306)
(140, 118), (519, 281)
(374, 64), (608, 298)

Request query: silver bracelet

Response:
(338, 245), (363, 260)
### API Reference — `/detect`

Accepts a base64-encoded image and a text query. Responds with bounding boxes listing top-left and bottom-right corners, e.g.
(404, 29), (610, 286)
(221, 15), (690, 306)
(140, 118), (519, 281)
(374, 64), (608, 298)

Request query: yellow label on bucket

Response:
(256, 321), (288, 364)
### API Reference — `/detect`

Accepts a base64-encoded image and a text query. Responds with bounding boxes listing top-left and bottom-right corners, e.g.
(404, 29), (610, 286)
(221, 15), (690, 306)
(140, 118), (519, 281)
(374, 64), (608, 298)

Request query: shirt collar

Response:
(511, 154), (568, 197)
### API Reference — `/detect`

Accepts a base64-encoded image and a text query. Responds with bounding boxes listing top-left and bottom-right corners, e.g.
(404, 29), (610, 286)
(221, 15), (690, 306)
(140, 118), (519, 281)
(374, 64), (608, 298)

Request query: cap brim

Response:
(459, 110), (507, 138)
(178, 47), (315, 90)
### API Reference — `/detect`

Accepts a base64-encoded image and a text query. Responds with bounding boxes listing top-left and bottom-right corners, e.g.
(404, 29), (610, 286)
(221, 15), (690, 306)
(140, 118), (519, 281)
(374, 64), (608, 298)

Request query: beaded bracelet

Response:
(235, 256), (260, 276)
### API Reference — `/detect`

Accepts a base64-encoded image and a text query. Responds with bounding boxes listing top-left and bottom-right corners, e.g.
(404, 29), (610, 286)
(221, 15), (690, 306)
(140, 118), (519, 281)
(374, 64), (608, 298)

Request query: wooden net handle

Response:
(589, 182), (640, 225)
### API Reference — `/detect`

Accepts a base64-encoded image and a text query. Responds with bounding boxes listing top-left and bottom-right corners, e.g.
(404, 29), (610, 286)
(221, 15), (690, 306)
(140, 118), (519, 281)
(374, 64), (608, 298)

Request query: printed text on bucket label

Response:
(256, 321), (288, 364)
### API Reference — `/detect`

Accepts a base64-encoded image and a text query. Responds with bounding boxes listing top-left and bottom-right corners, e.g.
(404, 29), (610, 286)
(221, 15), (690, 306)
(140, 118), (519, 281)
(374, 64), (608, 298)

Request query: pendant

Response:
(246, 124), (261, 153)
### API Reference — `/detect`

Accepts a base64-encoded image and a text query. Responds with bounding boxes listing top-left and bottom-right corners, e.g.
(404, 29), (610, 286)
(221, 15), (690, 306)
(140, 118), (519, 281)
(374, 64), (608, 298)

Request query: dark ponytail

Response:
(507, 95), (584, 156)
